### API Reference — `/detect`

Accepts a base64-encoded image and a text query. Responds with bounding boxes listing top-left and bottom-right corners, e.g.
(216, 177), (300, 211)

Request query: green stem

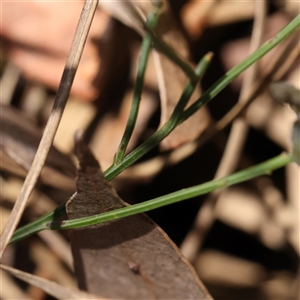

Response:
(9, 203), (66, 244)
(50, 153), (293, 229)
(114, 6), (160, 165)
(129, 1), (197, 80)
(181, 14), (300, 122)
(10, 153), (292, 242)
(105, 53), (212, 181)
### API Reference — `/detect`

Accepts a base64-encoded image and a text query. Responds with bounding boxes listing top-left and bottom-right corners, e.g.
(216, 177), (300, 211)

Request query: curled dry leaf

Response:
(0, 105), (76, 191)
(270, 82), (300, 164)
(66, 137), (212, 299)
(100, 1), (210, 150)
(269, 82), (300, 111)
(0, 264), (103, 300)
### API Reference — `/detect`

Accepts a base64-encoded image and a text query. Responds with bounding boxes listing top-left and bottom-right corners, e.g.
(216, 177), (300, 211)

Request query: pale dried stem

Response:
(0, 0), (99, 258)
(214, 0), (267, 178)
(180, 18), (300, 263)
(180, 0), (267, 261)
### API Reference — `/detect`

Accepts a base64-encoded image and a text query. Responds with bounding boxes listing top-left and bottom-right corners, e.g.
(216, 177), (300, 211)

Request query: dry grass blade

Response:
(0, 264), (103, 300)
(180, 0), (267, 261)
(0, 0), (99, 258)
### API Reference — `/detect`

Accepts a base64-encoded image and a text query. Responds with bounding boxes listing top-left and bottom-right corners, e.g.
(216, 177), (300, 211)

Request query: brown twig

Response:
(0, 0), (99, 258)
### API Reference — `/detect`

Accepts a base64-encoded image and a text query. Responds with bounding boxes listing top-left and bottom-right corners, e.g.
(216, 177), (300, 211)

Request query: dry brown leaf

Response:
(0, 264), (103, 300)
(100, 1), (210, 150)
(0, 105), (76, 190)
(66, 136), (212, 299)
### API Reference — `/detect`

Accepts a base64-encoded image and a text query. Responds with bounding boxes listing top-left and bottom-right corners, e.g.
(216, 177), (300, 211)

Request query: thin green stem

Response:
(50, 153), (293, 229)
(181, 14), (300, 123)
(9, 203), (66, 244)
(129, 1), (197, 80)
(169, 52), (214, 122)
(10, 153), (292, 242)
(105, 53), (212, 181)
(114, 6), (160, 165)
